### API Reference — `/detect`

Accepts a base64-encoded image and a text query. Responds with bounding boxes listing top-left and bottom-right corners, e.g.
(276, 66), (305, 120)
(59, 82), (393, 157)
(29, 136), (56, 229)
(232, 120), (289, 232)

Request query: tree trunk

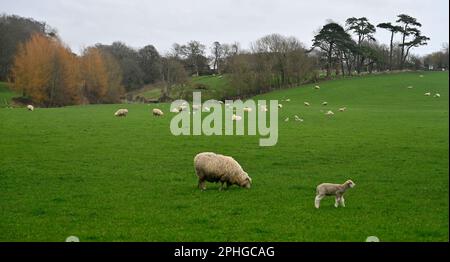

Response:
(389, 31), (394, 70)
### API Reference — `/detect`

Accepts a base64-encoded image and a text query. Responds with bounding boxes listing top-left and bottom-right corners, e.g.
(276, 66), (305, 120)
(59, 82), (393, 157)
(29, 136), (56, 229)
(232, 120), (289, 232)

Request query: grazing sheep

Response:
(315, 180), (356, 208)
(407, 86), (413, 89)
(339, 107), (347, 112)
(325, 110), (334, 116)
(294, 115), (304, 122)
(194, 152), (252, 190)
(304, 102), (310, 106)
(232, 114), (242, 121)
(284, 117), (289, 122)
(419, 75), (424, 78)
(260, 105), (268, 112)
(152, 108), (164, 116)
(27, 105), (34, 111)
(278, 104), (283, 109)
(171, 107), (182, 113)
(114, 109), (128, 117)
(204, 106), (211, 112)
(424, 92), (431, 96)
(314, 85), (320, 89)
(322, 102), (328, 106)
(285, 98), (291, 102)
(243, 107), (253, 112)
(434, 93), (441, 98)
(192, 104), (201, 110)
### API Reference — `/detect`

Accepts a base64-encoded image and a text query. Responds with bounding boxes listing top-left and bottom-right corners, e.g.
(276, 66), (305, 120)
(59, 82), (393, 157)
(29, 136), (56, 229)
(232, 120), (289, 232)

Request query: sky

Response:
(1, 0), (448, 56)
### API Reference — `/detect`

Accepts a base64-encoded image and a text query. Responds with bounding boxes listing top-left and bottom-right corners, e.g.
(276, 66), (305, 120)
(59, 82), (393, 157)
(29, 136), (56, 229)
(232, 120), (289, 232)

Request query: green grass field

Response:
(0, 72), (448, 241)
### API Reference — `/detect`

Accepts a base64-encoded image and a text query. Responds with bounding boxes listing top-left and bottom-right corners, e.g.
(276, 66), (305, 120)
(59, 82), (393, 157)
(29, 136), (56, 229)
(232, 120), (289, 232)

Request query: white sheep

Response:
(434, 93), (441, 98)
(171, 107), (182, 113)
(424, 92), (431, 96)
(407, 86), (413, 89)
(325, 110), (334, 116)
(27, 105), (34, 111)
(339, 107), (347, 112)
(152, 108), (164, 116)
(278, 104), (283, 109)
(192, 104), (201, 110)
(260, 105), (268, 112)
(285, 98), (291, 102)
(315, 180), (356, 208)
(243, 107), (253, 112)
(304, 102), (310, 106)
(194, 152), (252, 190)
(314, 85), (320, 89)
(114, 109), (128, 117)
(284, 117), (289, 122)
(322, 102), (328, 106)
(294, 115), (304, 122)
(232, 114), (242, 121)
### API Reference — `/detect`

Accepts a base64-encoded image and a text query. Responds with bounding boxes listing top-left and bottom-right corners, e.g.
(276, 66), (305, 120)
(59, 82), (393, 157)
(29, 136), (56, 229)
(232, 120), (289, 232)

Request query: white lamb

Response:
(315, 180), (356, 208)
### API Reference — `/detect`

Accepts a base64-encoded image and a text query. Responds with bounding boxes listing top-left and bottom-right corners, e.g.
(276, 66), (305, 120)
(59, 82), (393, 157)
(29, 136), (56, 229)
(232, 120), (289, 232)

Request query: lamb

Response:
(339, 107), (347, 112)
(114, 109), (128, 117)
(304, 102), (310, 106)
(194, 152), (252, 190)
(27, 105), (34, 111)
(315, 180), (356, 208)
(325, 110), (334, 116)
(424, 92), (431, 96)
(152, 108), (164, 116)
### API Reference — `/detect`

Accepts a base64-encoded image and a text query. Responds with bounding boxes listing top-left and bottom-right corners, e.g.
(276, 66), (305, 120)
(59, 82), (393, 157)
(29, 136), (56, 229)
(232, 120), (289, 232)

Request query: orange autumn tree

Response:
(11, 33), (80, 106)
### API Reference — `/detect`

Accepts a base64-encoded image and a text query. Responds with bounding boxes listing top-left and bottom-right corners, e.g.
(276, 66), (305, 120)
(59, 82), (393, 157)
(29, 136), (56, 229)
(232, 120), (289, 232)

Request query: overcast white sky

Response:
(1, 0), (448, 55)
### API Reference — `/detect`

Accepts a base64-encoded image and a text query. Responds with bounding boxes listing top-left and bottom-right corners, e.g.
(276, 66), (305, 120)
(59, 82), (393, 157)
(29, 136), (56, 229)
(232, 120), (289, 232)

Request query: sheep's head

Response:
(345, 180), (356, 188)
(240, 172), (252, 189)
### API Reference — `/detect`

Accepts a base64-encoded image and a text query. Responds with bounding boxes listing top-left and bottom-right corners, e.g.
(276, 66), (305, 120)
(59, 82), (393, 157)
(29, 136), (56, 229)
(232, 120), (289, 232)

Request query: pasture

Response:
(0, 72), (448, 241)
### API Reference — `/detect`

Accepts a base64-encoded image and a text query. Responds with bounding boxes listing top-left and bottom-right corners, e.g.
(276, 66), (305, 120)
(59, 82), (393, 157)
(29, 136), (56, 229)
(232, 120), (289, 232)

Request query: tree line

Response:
(1, 13), (446, 107)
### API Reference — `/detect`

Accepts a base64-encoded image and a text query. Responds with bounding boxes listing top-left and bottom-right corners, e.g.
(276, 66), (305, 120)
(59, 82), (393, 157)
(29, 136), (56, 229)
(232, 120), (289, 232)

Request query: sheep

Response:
(171, 107), (182, 113)
(419, 75), (424, 78)
(152, 108), (164, 116)
(192, 104), (201, 110)
(325, 110), (334, 116)
(243, 107), (253, 112)
(304, 102), (310, 106)
(232, 114), (242, 121)
(407, 86), (413, 89)
(322, 101), (328, 106)
(314, 85), (320, 89)
(194, 152), (252, 190)
(339, 107), (347, 112)
(434, 93), (441, 98)
(204, 106), (211, 112)
(294, 115), (304, 122)
(260, 105), (268, 112)
(285, 98), (291, 102)
(114, 109), (128, 117)
(424, 92), (431, 96)
(284, 117), (289, 122)
(26, 105), (34, 111)
(315, 180), (356, 208)
(278, 104), (283, 109)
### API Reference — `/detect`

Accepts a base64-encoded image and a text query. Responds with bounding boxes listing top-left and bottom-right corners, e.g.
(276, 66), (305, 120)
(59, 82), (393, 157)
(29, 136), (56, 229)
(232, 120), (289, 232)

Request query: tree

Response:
(0, 14), (55, 81)
(181, 41), (207, 76)
(346, 17), (376, 73)
(311, 23), (353, 77)
(377, 22), (403, 70)
(396, 14), (427, 69)
(211, 41), (223, 74)
(160, 57), (187, 101)
(138, 45), (161, 84)
(80, 48), (108, 103)
(11, 33), (79, 106)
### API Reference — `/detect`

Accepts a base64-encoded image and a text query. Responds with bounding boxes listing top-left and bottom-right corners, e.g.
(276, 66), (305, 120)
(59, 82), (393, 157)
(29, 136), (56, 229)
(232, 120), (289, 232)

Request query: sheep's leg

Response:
(219, 182), (225, 191)
(340, 196), (346, 207)
(334, 196), (340, 208)
(198, 179), (206, 191)
(315, 195), (324, 209)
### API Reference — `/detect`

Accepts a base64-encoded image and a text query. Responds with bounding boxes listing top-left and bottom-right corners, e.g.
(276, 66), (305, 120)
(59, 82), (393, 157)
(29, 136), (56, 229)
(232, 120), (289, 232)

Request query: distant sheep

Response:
(284, 117), (289, 122)
(315, 180), (356, 208)
(194, 152), (252, 190)
(322, 102), (328, 106)
(339, 107), (347, 112)
(152, 108), (164, 116)
(192, 104), (201, 110)
(294, 115), (304, 122)
(314, 85), (320, 89)
(243, 107), (253, 112)
(278, 104), (283, 109)
(424, 92), (431, 96)
(407, 86), (413, 89)
(114, 109), (128, 117)
(285, 98), (291, 102)
(260, 105), (268, 112)
(27, 105), (34, 111)
(232, 114), (242, 121)
(325, 110), (334, 116)
(434, 93), (441, 98)
(304, 102), (310, 106)
(171, 107), (182, 113)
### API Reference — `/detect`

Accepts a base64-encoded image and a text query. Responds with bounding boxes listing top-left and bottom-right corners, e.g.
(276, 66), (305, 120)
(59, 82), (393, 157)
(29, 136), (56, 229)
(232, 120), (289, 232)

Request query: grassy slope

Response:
(0, 82), (17, 108)
(0, 72), (448, 241)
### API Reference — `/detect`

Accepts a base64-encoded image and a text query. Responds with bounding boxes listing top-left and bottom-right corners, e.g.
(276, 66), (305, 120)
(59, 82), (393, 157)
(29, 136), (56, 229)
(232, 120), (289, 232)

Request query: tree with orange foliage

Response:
(11, 33), (80, 106)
